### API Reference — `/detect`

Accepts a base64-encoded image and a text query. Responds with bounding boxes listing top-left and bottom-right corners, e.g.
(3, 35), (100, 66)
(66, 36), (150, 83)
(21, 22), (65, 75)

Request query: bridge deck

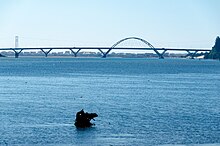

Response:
(0, 47), (211, 52)
(0, 47), (211, 59)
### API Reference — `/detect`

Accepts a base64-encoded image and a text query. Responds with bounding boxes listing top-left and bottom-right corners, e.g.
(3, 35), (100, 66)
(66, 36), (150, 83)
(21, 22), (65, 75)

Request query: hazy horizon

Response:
(0, 0), (220, 48)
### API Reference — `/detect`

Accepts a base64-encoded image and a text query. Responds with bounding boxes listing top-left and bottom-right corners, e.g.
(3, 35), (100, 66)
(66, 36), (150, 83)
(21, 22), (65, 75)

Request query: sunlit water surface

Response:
(0, 58), (220, 146)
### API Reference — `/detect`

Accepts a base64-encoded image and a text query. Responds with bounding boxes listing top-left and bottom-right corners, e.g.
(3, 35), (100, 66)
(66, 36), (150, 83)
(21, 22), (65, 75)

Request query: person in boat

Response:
(75, 109), (98, 128)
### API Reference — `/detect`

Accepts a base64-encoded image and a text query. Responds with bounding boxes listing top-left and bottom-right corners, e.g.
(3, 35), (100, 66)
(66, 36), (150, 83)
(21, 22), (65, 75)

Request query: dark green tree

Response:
(205, 36), (220, 59)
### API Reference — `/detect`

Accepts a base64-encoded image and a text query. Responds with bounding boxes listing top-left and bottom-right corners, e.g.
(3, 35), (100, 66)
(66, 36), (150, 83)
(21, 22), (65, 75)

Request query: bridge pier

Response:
(41, 49), (52, 57)
(160, 49), (167, 58)
(98, 49), (106, 58)
(13, 49), (23, 58)
(98, 48), (112, 58)
(70, 49), (81, 57)
(154, 49), (166, 59)
(186, 50), (198, 59)
(104, 49), (112, 58)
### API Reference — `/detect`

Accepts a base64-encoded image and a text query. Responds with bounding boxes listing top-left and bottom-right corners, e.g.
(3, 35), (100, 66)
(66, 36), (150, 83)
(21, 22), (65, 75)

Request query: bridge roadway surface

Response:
(0, 47), (212, 59)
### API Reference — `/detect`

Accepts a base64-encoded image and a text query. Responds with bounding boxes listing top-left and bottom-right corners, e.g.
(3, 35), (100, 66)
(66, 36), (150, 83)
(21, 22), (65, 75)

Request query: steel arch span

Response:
(102, 37), (163, 58)
(111, 37), (155, 48)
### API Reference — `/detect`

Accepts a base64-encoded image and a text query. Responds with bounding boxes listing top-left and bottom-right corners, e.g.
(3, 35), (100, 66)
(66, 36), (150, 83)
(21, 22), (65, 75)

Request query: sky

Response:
(0, 0), (220, 48)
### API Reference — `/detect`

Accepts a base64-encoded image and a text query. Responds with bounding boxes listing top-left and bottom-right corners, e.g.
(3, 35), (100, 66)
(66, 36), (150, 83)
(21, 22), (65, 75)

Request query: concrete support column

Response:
(70, 49), (81, 57)
(13, 49), (23, 58)
(41, 49), (52, 57)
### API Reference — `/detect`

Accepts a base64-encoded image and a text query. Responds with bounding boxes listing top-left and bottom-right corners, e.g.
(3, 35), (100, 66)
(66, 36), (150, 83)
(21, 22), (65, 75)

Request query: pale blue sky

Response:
(0, 0), (219, 48)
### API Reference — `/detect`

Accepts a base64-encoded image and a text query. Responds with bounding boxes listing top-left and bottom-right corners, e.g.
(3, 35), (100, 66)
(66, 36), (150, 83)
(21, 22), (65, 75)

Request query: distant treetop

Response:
(213, 36), (220, 49)
(205, 36), (220, 59)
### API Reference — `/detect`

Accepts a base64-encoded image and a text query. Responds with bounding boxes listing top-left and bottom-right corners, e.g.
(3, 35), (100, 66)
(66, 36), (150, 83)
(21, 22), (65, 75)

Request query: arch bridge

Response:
(0, 37), (211, 59)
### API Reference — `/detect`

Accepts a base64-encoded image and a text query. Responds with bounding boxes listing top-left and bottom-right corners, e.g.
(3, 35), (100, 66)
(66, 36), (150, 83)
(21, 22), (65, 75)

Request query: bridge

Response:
(0, 37), (211, 59)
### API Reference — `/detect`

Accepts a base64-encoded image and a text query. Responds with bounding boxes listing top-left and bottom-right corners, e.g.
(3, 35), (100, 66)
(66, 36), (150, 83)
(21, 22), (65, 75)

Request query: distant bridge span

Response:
(106, 37), (163, 58)
(0, 37), (211, 59)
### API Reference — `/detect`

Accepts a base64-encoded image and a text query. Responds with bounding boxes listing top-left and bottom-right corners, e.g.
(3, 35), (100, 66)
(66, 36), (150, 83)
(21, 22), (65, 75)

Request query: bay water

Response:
(0, 57), (220, 146)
